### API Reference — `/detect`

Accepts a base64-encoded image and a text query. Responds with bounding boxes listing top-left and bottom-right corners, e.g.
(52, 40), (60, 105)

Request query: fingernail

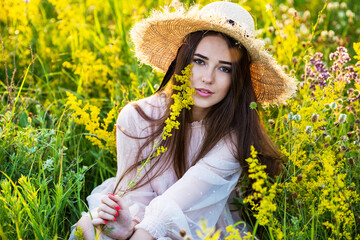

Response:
(115, 212), (119, 216)
(114, 217), (117, 221)
(104, 220), (108, 224)
(115, 205), (120, 210)
(108, 193), (114, 196)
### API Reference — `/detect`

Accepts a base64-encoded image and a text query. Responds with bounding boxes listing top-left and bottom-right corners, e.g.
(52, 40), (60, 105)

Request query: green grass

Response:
(1, 0), (360, 239)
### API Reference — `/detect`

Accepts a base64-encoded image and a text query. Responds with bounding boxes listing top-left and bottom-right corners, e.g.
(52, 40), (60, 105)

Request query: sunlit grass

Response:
(1, 0), (359, 239)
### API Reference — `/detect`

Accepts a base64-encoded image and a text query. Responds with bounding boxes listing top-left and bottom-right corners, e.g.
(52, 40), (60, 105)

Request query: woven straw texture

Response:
(130, 2), (297, 104)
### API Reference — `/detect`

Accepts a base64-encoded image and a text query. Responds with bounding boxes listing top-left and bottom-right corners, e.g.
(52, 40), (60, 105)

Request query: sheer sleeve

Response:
(113, 102), (157, 222)
(135, 139), (241, 239)
(86, 96), (165, 223)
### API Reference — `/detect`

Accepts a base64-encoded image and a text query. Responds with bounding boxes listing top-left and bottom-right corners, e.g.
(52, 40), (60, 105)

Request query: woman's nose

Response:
(201, 68), (214, 84)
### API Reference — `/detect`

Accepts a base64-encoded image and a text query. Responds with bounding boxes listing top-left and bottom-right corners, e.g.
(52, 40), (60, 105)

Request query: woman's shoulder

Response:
(200, 133), (240, 165)
(133, 92), (167, 114)
(117, 93), (167, 127)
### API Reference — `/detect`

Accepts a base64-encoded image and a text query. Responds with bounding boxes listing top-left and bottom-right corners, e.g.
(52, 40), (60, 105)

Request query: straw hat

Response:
(130, 1), (297, 104)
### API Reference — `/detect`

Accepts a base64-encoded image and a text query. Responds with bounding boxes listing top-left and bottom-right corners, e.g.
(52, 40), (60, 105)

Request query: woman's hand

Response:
(92, 193), (135, 240)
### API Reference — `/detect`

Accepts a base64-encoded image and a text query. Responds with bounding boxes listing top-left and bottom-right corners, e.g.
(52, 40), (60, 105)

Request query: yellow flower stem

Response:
(127, 138), (162, 189)
(268, 226), (275, 240)
(283, 190), (287, 240)
(311, 201), (315, 240)
(251, 215), (260, 240)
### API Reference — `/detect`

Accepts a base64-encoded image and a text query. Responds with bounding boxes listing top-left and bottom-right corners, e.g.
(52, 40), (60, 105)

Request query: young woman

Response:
(71, 1), (297, 239)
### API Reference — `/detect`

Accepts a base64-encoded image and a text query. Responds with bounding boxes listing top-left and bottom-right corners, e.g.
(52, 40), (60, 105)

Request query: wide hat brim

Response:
(130, 3), (297, 104)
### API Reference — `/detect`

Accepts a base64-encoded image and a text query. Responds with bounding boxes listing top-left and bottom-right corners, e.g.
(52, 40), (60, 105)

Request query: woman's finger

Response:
(92, 217), (108, 226)
(108, 193), (129, 211)
(101, 194), (120, 210)
(98, 203), (118, 217)
(98, 210), (118, 222)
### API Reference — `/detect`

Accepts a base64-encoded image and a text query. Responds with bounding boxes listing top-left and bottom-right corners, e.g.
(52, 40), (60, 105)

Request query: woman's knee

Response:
(75, 215), (95, 240)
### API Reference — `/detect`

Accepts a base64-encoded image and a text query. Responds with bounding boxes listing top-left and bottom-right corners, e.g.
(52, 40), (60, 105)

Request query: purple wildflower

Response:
(346, 105), (354, 112)
(329, 47), (351, 73)
(303, 52), (332, 88)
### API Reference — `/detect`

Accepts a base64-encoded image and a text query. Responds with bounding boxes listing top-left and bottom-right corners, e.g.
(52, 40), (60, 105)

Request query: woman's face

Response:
(190, 35), (234, 121)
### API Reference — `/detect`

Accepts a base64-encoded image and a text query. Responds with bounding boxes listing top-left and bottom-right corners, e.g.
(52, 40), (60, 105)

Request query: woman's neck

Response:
(190, 106), (209, 122)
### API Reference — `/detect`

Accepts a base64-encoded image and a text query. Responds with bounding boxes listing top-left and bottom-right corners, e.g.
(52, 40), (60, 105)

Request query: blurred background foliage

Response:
(0, 0), (359, 239)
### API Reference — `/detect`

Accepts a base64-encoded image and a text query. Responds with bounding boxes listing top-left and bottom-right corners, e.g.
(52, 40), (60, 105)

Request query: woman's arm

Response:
(88, 100), (158, 238)
(130, 228), (155, 240)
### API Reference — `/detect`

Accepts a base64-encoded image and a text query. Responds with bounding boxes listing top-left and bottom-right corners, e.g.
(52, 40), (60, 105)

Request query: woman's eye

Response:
(194, 58), (205, 65)
(220, 66), (231, 73)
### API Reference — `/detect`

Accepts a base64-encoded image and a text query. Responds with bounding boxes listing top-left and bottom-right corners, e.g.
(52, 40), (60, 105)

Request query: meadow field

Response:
(0, 0), (360, 239)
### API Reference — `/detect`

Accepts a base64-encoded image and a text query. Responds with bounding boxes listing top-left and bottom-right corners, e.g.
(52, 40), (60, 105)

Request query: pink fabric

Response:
(85, 94), (244, 239)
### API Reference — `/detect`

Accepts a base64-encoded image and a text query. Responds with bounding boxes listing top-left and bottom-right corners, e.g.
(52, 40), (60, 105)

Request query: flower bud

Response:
(292, 57), (298, 64)
(293, 114), (301, 121)
(328, 30), (335, 38)
(267, 26), (275, 33)
(268, 119), (275, 125)
(288, 112), (294, 120)
(305, 125), (313, 135)
(303, 10), (310, 19)
(338, 113), (347, 123)
(297, 173), (303, 182)
(288, 8), (297, 17)
(346, 10), (355, 18)
(325, 135), (331, 142)
(311, 113), (319, 122)
(330, 102), (337, 109)
(347, 88), (354, 94)
(250, 102), (257, 109)
(346, 105), (354, 112)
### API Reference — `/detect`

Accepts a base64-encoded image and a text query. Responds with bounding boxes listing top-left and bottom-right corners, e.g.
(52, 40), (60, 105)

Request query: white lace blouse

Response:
(85, 94), (244, 239)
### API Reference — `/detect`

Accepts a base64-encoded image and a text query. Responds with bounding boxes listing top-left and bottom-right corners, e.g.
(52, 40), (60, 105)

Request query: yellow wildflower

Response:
(163, 64), (195, 140)
(243, 146), (282, 236)
(66, 92), (117, 155)
(128, 64), (195, 188)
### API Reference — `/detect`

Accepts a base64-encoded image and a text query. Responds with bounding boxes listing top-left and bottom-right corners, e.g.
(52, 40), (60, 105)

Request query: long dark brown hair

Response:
(114, 31), (282, 194)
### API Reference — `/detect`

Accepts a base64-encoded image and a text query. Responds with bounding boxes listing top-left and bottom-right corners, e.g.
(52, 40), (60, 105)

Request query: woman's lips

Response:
(195, 88), (214, 97)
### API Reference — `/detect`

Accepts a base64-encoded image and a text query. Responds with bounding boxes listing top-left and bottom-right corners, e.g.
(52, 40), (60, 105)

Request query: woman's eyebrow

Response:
(194, 53), (232, 66)
(219, 60), (232, 65)
(194, 53), (208, 59)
